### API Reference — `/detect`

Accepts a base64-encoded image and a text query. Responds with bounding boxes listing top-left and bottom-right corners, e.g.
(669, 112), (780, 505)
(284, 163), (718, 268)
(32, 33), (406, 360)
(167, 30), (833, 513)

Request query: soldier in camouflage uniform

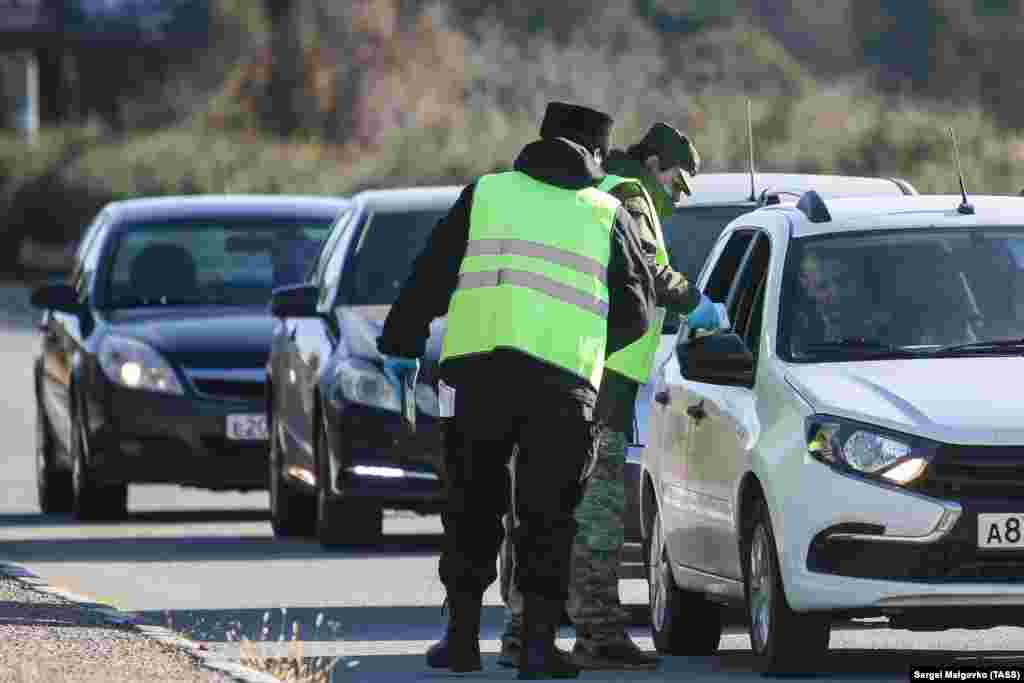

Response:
(499, 122), (705, 670)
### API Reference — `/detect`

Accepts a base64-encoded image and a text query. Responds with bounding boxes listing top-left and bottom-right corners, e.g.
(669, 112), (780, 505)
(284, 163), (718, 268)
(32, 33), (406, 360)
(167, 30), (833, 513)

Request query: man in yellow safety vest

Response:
(498, 122), (726, 670)
(377, 102), (657, 679)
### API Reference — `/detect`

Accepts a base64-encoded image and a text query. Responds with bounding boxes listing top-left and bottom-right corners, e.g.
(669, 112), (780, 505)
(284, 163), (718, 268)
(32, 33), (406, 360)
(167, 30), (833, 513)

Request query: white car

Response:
(640, 191), (1024, 673)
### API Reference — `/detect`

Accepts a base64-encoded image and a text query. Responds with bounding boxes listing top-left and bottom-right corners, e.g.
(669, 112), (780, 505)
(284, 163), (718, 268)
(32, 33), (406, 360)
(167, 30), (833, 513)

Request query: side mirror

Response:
(270, 283), (319, 318)
(679, 332), (754, 387)
(30, 283), (81, 314)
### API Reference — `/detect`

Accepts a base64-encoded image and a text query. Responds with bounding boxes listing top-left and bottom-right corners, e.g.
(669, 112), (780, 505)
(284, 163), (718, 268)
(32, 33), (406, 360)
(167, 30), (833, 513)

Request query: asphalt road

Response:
(1, 290), (1024, 681)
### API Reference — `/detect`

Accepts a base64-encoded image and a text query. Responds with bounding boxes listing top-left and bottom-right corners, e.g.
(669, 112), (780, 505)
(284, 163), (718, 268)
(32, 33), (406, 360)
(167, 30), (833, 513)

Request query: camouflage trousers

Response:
(501, 425), (631, 644)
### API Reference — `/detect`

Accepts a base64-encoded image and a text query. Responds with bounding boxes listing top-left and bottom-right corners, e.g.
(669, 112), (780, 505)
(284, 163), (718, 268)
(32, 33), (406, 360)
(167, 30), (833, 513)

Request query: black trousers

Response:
(438, 359), (598, 603)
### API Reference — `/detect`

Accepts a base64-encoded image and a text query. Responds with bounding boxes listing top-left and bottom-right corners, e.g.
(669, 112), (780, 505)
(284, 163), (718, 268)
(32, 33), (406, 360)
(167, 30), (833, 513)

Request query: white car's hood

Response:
(784, 356), (1024, 445)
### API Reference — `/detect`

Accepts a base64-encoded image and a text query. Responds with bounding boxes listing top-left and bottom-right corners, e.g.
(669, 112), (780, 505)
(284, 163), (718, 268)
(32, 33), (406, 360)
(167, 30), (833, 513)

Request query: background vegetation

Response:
(2, 0), (1024, 273)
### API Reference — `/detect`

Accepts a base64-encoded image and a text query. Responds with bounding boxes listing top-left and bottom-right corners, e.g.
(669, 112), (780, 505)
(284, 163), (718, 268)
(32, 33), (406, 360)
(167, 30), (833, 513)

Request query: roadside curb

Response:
(0, 561), (283, 683)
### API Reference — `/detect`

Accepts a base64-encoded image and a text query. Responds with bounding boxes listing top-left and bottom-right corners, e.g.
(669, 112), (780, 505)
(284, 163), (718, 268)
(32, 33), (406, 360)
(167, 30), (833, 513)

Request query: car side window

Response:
(74, 220), (111, 303)
(704, 229), (756, 304)
(319, 219), (355, 308)
(684, 229), (755, 343)
(732, 237), (771, 360)
(312, 209), (352, 286)
(68, 214), (107, 287)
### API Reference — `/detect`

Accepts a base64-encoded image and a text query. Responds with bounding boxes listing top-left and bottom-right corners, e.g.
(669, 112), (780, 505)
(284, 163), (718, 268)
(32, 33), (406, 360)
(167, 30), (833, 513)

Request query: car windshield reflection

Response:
(105, 219), (333, 309)
(781, 227), (1024, 361)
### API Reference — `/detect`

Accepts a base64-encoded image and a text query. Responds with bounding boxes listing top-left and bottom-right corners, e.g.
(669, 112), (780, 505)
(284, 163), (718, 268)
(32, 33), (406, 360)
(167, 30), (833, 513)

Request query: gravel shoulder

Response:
(0, 576), (232, 683)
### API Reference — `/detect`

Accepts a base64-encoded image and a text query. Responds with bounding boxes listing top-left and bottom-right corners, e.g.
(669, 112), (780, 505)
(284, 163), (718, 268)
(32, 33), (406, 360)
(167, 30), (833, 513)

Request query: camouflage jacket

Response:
(603, 150), (701, 316)
(594, 152), (702, 434)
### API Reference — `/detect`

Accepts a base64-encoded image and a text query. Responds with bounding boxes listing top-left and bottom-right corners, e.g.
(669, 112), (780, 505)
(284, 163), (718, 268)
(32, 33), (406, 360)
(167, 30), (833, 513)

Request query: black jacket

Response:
(377, 137), (655, 409)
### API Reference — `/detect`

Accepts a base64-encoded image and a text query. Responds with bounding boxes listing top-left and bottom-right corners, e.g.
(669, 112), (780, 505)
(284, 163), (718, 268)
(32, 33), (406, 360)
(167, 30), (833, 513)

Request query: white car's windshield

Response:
(780, 227), (1024, 360)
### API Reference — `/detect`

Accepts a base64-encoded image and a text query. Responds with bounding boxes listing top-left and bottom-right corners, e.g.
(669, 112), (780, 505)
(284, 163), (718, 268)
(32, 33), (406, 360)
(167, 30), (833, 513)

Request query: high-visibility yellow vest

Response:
(440, 171), (620, 390)
(599, 174), (669, 384)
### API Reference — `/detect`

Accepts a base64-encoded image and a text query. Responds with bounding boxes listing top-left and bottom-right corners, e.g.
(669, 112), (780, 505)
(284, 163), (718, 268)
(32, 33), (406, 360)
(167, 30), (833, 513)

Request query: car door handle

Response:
(654, 389), (671, 405)
(686, 400), (707, 421)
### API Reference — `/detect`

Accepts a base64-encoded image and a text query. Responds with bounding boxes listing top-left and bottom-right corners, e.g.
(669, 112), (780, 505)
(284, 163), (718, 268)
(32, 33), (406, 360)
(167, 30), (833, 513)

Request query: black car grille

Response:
(192, 378), (265, 402)
(809, 517), (1024, 582)
(910, 446), (1024, 501)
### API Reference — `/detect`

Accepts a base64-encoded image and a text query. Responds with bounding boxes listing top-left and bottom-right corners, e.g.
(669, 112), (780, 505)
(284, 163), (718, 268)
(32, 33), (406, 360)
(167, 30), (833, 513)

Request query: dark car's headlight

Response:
(805, 415), (933, 485)
(334, 359), (401, 412)
(97, 335), (184, 395)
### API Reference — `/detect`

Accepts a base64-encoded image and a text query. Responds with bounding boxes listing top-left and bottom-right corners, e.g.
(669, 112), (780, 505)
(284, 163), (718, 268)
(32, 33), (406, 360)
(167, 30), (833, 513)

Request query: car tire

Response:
(71, 402), (127, 521)
(315, 417), (382, 548)
(646, 504), (722, 655)
(36, 401), (72, 514)
(268, 415), (316, 538)
(744, 497), (830, 674)
(36, 401), (73, 511)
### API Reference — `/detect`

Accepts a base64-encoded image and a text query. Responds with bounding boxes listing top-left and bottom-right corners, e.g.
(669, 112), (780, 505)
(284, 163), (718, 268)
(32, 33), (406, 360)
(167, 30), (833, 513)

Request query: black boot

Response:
(518, 595), (580, 680)
(498, 616), (522, 668)
(426, 593), (483, 672)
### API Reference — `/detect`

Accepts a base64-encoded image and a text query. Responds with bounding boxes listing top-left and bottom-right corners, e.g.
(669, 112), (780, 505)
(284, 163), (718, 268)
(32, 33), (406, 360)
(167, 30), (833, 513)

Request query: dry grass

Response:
(229, 611), (342, 683)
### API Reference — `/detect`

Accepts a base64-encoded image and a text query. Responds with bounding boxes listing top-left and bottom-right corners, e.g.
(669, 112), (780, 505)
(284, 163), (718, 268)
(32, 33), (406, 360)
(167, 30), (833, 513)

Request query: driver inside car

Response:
(791, 252), (892, 350)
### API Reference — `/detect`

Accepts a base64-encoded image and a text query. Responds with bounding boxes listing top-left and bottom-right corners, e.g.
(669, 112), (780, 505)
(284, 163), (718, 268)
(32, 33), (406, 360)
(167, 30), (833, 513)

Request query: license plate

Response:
(978, 513), (1024, 549)
(226, 414), (268, 441)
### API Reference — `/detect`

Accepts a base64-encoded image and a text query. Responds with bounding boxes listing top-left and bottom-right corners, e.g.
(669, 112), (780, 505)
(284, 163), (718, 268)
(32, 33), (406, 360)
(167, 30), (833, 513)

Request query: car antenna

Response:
(948, 127), (974, 215)
(747, 98), (757, 202)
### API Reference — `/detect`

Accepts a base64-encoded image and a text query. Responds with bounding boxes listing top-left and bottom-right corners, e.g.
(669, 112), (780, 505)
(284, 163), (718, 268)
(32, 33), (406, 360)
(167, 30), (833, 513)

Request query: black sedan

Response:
(267, 186), (460, 546)
(31, 195), (348, 520)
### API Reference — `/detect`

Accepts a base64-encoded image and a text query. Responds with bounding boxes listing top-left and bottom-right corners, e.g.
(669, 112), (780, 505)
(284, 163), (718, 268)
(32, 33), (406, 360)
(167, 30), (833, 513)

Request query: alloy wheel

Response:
(649, 512), (668, 633)
(749, 523), (774, 653)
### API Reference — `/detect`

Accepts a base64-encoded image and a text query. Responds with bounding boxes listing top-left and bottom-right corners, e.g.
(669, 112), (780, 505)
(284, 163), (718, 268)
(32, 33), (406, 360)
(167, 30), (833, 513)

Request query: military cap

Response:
(540, 102), (614, 156)
(640, 122), (701, 195)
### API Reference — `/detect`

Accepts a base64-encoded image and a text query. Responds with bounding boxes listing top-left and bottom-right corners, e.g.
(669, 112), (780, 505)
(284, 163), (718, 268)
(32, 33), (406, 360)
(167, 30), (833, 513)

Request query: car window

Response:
(730, 235), (770, 359)
(336, 207), (450, 307)
(101, 218), (333, 308)
(69, 213), (107, 288)
(779, 227), (1024, 361)
(75, 219), (111, 303)
(703, 229), (756, 304)
(313, 208), (354, 286)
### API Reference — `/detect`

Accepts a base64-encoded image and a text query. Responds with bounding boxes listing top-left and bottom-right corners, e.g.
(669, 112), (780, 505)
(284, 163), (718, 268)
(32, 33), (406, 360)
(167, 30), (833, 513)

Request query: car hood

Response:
(784, 356), (1024, 446)
(103, 306), (273, 369)
(337, 305), (445, 382)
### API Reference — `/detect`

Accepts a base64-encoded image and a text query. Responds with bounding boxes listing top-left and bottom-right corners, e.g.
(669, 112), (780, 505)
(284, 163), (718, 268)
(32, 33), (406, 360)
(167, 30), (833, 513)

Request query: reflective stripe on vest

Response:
(441, 171), (619, 389)
(598, 174), (671, 384)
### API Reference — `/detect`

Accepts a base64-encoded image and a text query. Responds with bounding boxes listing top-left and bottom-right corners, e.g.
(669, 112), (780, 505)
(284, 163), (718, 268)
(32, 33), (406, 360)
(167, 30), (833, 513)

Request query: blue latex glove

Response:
(685, 294), (725, 331)
(380, 355), (420, 389)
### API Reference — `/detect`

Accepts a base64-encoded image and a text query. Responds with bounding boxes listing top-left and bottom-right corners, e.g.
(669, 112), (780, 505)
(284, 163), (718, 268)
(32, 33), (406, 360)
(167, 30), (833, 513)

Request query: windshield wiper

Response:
(802, 338), (920, 356)
(928, 338), (1024, 354)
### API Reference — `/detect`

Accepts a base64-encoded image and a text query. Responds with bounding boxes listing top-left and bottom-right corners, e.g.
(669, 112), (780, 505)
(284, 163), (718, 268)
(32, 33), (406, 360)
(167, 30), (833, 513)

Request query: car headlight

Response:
(806, 415), (931, 485)
(335, 359), (401, 412)
(98, 335), (184, 395)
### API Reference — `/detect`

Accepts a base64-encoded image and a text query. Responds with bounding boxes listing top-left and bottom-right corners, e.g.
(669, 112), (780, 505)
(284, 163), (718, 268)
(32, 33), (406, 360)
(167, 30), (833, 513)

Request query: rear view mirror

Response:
(680, 332), (754, 387)
(30, 283), (81, 314)
(270, 283), (319, 318)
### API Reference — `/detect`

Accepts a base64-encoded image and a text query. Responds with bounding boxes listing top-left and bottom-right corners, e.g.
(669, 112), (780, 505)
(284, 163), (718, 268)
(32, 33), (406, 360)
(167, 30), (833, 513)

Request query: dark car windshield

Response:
(663, 205), (750, 279)
(338, 208), (450, 306)
(103, 218), (333, 308)
(780, 227), (1024, 361)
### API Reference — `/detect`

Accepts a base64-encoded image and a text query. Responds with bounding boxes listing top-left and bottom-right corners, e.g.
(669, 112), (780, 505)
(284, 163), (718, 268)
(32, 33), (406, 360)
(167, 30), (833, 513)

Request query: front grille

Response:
(910, 446), (1024, 500)
(809, 518), (1024, 582)
(192, 378), (265, 402)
